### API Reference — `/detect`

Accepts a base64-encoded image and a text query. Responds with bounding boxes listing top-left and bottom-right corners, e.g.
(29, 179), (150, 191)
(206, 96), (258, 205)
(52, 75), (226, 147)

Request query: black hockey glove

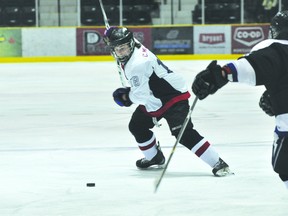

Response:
(259, 90), (275, 116)
(113, 87), (132, 107)
(192, 60), (228, 100)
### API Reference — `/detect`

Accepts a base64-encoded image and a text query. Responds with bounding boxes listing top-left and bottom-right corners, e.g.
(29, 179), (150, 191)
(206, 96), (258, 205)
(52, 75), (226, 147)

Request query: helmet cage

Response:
(104, 27), (135, 63)
(111, 41), (134, 63)
(110, 38), (135, 63)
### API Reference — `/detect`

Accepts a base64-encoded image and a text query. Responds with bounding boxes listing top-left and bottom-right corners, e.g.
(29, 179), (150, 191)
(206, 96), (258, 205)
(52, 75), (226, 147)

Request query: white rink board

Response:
(22, 28), (76, 56)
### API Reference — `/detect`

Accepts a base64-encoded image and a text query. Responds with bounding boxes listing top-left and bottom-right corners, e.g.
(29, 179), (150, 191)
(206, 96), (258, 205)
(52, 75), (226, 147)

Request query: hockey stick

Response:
(154, 97), (199, 193)
(98, 0), (128, 87)
(99, 0), (110, 29)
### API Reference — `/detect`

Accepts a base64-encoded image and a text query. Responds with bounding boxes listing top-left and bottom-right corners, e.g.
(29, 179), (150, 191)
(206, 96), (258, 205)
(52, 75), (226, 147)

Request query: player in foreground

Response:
(192, 11), (288, 188)
(103, 26), (232, 176)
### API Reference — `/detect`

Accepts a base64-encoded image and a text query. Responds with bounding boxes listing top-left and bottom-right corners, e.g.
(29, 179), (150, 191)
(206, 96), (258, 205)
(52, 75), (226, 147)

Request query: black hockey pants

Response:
(128, 100), (203, 150)
(272, 134), (288, 181)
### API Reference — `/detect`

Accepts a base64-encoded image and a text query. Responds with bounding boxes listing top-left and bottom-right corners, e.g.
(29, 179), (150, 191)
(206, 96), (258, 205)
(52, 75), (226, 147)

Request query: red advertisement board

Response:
(76, 25), (271, 56)
(76, 27), (152, 56)
(77, 28), (107, 56)
(231, 25), (269, 54)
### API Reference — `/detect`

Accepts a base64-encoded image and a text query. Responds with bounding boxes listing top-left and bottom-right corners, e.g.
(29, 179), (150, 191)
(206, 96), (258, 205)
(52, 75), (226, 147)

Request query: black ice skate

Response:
(136, 144), (165, 169)
(212, 158), (232, 177)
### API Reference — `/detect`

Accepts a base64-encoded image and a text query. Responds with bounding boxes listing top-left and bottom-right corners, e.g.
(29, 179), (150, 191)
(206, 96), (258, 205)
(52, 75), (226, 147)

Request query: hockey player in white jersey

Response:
(192, 11), (288, 188)
(103, 26), (231, 176)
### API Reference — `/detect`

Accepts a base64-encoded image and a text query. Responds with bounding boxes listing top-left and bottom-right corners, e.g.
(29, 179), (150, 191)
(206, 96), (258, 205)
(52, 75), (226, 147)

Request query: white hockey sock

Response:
(284, 180), (288, 189)
(138, 134), (157, 160)
(191, 139), (219, 168)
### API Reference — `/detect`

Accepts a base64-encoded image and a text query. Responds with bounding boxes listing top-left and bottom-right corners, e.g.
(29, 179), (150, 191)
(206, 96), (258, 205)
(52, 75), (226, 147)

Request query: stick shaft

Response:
(154, 97), (198, 193)
(99, 0), (110, 29)
(99, 0), (128, 87)
(117, 61), (129, 87)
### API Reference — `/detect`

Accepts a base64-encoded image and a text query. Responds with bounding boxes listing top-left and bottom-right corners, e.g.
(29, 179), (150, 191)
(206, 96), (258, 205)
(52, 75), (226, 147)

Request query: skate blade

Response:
(137, 164), (165, 170)
(215, 168), (235, 177)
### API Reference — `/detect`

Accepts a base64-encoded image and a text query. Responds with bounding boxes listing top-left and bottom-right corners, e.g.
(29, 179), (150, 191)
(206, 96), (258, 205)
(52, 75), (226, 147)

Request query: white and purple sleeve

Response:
(223, 58), (256, 86)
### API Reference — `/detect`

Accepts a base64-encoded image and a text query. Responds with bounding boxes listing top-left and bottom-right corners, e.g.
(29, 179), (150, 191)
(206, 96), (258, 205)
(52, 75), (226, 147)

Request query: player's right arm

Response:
(192, 43), (284, 100)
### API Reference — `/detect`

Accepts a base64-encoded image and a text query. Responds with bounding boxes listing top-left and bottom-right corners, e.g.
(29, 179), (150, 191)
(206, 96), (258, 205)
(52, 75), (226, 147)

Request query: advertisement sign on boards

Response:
(152, 27), (193, 54)
(0, 29), (22, 57)
(76, 27), (152, 56)
(231, 25), (269, 54)
(194, 25), (231, 54)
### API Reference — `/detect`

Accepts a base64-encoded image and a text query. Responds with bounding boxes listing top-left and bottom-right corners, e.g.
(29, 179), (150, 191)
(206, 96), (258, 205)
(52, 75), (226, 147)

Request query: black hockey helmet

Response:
(269, 10), (288, 40)
(103, 27), (135, 63)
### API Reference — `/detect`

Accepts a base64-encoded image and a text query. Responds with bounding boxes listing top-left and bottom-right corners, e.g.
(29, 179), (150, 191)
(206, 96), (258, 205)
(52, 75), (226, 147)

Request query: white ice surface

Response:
(0, 61), (287, 216)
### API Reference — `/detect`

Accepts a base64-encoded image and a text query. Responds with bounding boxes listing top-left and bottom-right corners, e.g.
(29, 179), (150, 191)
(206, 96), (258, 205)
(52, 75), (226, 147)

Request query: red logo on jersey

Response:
(142, 47), (148, 57)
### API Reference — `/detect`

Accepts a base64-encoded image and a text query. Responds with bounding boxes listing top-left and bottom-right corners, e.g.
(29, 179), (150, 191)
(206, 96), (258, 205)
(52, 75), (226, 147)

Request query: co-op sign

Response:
(233, 27), (264, 47)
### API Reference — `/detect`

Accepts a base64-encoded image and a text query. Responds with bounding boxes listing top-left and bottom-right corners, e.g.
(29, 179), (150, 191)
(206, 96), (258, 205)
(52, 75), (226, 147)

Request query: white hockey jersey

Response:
(121, 44), (190, 117)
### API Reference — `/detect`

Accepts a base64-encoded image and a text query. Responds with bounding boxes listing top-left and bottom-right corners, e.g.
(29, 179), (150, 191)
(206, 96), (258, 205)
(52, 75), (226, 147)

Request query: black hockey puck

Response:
(86, 183), (95, 187)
